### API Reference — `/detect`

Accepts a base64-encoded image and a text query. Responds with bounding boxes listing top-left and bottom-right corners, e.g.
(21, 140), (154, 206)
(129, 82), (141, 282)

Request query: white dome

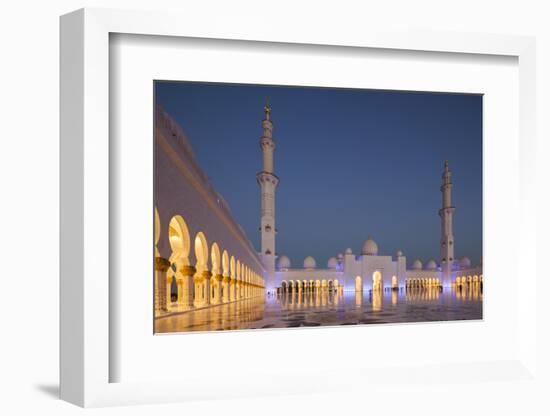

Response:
(345, 248), (353, 255)
(303, 256), (316, 269)
(277, 255), (291, 270)
(396, 250), (403, 257)
(411, 259), (423, 270)
(459, 256), (471, 268)
(327, 257), (338, 269)
(425, 259), (437, 270)
(362, 239), (378, 256)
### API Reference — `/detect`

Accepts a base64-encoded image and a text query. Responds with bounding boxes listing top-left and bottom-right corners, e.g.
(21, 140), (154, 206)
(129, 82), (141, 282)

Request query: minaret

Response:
(439, 160), (455, 285)
(256, 100), (278, 289)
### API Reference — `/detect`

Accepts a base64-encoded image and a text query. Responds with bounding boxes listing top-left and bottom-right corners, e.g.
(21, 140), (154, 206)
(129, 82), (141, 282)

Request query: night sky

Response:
(155, 81), (482, 268)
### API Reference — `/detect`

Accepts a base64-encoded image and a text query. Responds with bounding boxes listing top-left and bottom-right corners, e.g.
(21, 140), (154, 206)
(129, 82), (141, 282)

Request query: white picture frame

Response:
(60, 7), (538, 408)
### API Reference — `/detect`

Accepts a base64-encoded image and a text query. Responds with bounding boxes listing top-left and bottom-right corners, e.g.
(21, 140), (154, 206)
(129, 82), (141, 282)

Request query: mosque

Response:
(153, 100), (482, 320)
(256, 103), (482, 294)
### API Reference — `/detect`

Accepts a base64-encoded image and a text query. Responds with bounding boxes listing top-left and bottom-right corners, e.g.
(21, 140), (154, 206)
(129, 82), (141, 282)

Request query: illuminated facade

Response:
(154, 106), (265, 319)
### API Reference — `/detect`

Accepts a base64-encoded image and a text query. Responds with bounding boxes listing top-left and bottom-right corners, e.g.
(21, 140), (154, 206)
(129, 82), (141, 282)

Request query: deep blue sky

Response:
(155, 81), (482, 268)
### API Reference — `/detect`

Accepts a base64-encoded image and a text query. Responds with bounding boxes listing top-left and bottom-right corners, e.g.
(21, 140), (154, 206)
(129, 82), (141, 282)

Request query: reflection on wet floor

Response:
(155, 286), (483, 334)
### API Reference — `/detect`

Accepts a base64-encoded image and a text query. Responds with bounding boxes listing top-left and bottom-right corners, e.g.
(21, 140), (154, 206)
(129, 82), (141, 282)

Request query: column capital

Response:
(202, 270), (213, 279)
(155, 257), (171, 271)
(179, 265), (196, 276)
(214, 274), (224, 282)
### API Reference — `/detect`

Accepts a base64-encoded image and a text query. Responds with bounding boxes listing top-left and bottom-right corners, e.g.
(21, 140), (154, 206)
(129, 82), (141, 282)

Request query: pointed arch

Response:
(194, 232), (209, 273)
(168, 215), (191, 265)
(230, 256), (235, 278)
(222, 250), (229, 277)
(211, 242), (221, 276)
(154, 207), (161, 247)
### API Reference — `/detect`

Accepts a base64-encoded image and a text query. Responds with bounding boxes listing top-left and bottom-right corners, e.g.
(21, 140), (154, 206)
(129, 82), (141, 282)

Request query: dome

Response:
(303, 256), (316, 269)
(459, 256), (471, 268)
(396, 250), (403, 257)
(277, 255), (291, 270)
(362, 238), (378, 256)
(425, 259), (437, 270)
(411, 259), (423, 270)
(327, 257), (338, 269)
(345, 248), (353, 255)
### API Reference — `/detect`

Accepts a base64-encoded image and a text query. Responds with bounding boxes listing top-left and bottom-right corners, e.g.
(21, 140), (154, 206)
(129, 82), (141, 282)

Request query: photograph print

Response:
(153, 81), (483, 334)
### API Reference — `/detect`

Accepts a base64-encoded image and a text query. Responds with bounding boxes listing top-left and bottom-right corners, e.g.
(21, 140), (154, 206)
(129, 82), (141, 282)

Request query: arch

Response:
(155, 207), (161, 246)
(166, 216), (193, 310)
(154, 207), (163, 314)
(372, 271), (382, 291)
(333, 279), (339, 288)
(236, 260), (241, 282)
(281, 280), (288, 292)
(355, 275), (362, 292)
(211, 243), (221, 276)
(222, 250), (229, 276)
(230, 256), (235, 278)
(194, 232), (209, 273)
(192, 232), (209, 307)
(391, 275), (398, 289)
(246, 266), (250, 296)
(208, 243), (221, 303)
(168, 215), (191, 265)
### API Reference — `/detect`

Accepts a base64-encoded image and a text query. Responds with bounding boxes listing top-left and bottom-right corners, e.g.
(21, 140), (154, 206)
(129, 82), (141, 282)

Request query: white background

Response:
(1, 0), (549, 415)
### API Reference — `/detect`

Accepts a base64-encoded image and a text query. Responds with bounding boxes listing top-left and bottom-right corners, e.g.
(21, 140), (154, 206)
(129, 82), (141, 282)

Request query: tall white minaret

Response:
(439, 160), (455, 285)
(256, 101), (278, 289)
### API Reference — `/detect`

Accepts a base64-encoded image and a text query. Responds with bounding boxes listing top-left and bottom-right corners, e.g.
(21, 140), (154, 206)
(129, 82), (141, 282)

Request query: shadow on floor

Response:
(35, 383), (59, 399)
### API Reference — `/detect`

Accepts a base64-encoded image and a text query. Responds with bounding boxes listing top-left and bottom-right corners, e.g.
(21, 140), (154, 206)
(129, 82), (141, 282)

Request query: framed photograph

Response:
(60, 8), (538, 408)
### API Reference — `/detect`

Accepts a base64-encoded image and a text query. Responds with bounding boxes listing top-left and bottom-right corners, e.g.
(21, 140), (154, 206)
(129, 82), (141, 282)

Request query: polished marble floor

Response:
(155, 285), (482, 334)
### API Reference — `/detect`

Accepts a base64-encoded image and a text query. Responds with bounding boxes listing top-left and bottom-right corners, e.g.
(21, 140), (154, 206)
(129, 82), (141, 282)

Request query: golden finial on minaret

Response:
(264, 97), (271, 120)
